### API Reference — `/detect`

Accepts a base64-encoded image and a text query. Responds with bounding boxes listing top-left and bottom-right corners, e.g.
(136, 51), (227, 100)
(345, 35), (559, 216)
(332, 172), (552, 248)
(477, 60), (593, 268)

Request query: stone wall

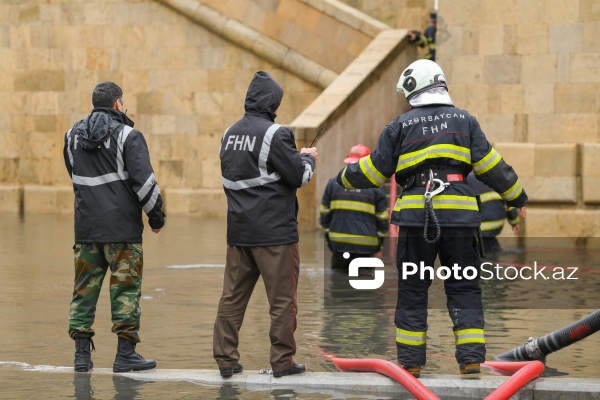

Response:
(0, 0), (331, 215)
(1, 0), (600, 238)
(436, 0), (600, 237)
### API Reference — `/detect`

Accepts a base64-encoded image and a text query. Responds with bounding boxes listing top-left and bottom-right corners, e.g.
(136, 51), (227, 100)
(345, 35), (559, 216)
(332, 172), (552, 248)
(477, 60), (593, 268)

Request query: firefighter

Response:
(408, 11), (437, 62)
(337, 59), (528, 377)
(320, 144), (389, 270)
(467, 172), (520, 255)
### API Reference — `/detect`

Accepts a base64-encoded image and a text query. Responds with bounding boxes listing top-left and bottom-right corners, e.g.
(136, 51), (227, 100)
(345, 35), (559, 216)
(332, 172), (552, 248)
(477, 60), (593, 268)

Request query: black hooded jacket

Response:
(64, 108), (165, 243)
(220, 71), (315, 246)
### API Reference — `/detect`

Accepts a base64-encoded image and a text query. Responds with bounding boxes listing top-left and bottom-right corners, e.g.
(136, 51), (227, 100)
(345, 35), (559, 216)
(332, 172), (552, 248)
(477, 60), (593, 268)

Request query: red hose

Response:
(330, 357), (440, 400)
(482, 360), (538, 375)
(483, 361), (545, 400)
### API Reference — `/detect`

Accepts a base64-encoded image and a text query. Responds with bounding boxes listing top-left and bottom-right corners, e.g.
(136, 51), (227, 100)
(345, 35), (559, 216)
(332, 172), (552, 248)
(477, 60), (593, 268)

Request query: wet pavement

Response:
(1, 213), (599, 399)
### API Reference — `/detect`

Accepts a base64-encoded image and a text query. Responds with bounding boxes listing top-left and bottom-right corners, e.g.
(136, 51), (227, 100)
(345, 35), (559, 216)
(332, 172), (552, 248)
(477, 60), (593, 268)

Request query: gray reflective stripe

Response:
(376, 210), (388, 220)
(479, 191), (502, 202)
(433, 199), (477, 206)
(222, 174), (281, 190)
(117, 126), (134, 179)
(400, 198), (476, 207)
(218, 126), (231, 155)
(456, 333), (485, 340)
(137, 173), (155, 201)
(396, 332), (426, 341)
(72, 173), (123, 186)
(301, 162), (313, 187)
(400, 198), (424, 206)
(142, 185), (160, 213)
(66, 129), (73, 167)
(222, 124), (282, 191)
(398, 146), (470, 170)
(502, 181), (523, 201)
(258, 124), (280, 174)
(473, 149), (501, 174)
(481, 219), (505, 231)
(330, 200), (375, 213)
(71, 125), (132, 186)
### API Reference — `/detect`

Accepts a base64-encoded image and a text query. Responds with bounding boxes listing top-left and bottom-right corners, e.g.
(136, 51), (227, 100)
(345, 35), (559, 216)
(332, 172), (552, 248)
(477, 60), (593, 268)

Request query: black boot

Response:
(113, 337), (156, 373)
(74, 335), (95, 372)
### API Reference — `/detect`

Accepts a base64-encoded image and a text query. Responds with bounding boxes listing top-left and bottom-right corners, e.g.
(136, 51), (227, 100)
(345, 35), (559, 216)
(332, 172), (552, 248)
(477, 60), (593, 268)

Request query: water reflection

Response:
(72, 373), (150, 400)
(113, 375), (149, 400)
(73, 373), (93, 400)
(1, 214), (600, 400)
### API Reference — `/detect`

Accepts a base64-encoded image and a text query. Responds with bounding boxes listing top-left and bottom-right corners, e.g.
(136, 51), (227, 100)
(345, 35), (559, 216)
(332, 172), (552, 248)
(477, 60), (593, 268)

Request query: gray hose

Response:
(495, 309), (600, 361)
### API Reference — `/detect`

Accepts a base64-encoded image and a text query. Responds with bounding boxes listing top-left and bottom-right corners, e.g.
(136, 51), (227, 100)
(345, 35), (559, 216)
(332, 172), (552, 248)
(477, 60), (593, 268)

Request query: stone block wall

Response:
(0, 0), (326, 216)
(200, 0), (384, 73)
(1, 0), (599, 238)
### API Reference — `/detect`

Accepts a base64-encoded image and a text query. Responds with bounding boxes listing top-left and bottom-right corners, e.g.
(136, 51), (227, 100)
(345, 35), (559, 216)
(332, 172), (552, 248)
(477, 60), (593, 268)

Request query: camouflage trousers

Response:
(68, 243), (144, 343)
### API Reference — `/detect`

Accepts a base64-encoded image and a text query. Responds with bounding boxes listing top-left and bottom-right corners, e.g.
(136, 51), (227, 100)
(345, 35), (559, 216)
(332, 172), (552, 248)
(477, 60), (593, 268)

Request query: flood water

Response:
(0, 213), (599, 399)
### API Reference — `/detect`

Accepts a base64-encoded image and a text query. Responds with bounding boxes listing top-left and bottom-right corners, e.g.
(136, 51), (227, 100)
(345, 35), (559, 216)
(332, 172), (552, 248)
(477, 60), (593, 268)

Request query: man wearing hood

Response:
(337, 60), (528, 378)
(63, 81), (164, 373)
(214, 71), (317, 378)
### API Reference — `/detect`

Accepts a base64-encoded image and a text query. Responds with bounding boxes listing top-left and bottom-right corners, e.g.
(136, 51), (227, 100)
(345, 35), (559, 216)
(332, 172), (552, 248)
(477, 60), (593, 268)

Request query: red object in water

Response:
(483, 361), (545, 400)
(330, 357), (440, 400)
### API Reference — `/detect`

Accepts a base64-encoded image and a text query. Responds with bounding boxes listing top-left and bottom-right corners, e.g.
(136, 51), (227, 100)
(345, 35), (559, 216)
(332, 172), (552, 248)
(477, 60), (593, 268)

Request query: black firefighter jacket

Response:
(467, 172), (519, 237)
(320, 178), (389, 255)
(220, 71), (315, 246)
(338, 104), (528, 228)
(63, 108), (165, 243)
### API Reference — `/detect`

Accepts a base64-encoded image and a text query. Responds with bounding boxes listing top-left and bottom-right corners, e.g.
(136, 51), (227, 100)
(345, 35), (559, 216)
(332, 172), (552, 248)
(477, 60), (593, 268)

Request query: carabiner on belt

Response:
(424, 169), (449, 200)
(423, 169), (450, 244)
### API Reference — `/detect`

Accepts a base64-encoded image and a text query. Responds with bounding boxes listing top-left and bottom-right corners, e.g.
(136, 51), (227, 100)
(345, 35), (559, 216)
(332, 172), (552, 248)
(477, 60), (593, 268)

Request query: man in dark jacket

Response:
(468, 172), (520, 254)
(64, 81), (164, 373)
(320, 144), (389, 270)
(214, 71), (317, 378)
(337, 59), (527, 378)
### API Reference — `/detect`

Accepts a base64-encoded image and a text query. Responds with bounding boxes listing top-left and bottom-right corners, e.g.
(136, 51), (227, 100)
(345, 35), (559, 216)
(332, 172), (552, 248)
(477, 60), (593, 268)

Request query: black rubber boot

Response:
(74, 335), (95, 372)
(113, 337), (156, 373)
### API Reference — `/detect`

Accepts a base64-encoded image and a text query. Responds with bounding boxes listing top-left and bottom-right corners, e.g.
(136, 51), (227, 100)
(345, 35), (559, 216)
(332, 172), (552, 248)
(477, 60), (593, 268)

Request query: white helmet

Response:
(396, 59), (448, 101)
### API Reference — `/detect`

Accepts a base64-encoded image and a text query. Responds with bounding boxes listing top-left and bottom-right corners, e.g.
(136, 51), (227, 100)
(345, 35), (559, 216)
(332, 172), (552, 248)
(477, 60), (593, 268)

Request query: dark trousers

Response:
(395, 227), (485, 367)
(213, 243), (300, 372)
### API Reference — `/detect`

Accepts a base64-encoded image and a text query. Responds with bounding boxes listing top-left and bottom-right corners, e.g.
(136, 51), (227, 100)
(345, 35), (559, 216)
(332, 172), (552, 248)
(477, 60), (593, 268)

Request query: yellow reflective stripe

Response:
(509, 216), (520, 225)
(454, 328), (485, 345)
(359, 156), (386, 186)
(376, 210), (389, 220)
(501, 179), (523, 202)
(473, 147), (502, 175)
(481, 219), (505, 231)
(377, 230), (387, 237)
(397, 195), (479, 211)
(479, 191), (502, 203)
(396, 328), (427, 346)
(322, 227), (330, 233)
(340, 167), (356, 190)
(396, 144), (471, 172)
(320, 204), (330, 214)
(393, 198), (402, 212)
(330, 200), (376, 214)
(328, 232), (380, 246)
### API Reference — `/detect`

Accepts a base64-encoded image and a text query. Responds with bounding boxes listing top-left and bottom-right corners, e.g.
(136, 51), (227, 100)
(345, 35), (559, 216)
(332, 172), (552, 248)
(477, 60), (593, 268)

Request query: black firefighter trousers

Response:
(395, 227), (485, 367)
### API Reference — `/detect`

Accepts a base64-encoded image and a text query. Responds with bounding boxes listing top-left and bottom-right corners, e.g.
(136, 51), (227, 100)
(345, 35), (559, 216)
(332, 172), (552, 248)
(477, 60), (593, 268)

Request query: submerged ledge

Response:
(29, 366), (600, 399)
